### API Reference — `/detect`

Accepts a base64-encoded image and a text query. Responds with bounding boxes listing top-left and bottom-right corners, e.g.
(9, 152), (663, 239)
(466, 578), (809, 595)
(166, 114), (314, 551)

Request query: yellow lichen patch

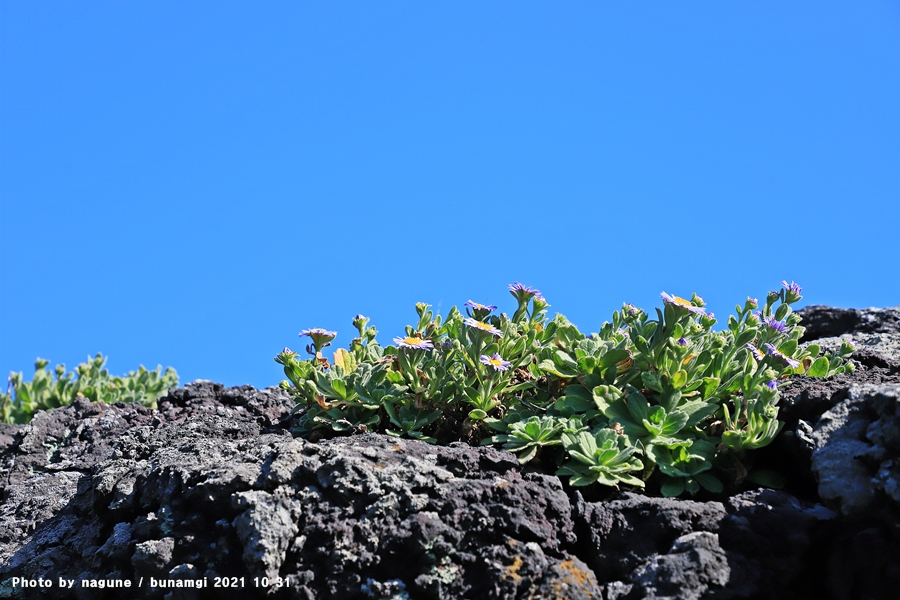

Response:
(536, 558), (599, 599)
(558, 558), (595, 587)
(504, 556), (524, 583)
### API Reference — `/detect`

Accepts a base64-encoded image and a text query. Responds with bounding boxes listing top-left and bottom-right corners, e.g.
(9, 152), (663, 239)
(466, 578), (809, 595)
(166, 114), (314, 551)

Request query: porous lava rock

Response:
(0, 306), (899, 599)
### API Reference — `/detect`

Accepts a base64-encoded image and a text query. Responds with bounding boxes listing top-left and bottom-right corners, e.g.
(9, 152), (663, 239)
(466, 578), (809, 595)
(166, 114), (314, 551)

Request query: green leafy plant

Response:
(1, 353), (179, 424)
(482, 414), (569, 464)
(277, 280), (853, 497)
(557, 428), (645, 488)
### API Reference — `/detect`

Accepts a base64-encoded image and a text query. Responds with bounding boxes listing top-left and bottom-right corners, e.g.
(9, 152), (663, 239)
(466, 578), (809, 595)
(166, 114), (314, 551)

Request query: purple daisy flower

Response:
(509, 282), (541, 302)
(781, 280), (802, 295)
(761, 315), (787, 333)
(746, 343), (766, 361)
(464, 300), (498, 312)
(299, 328), (337, 346)
(299, 328), (338, 354)
(480, 353), (511, 372)
(393, 336), (434, 350)
(299, 328), (337, 339)
(510, 281), (539, 294)
(660, 292), (706, 315)
(464, 317), (504, 338)
(781, 280), (803, 303)
(764, 343), (800, 368)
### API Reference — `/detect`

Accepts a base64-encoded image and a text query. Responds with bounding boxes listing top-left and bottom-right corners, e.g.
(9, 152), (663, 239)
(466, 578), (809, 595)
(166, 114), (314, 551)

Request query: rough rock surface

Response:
(1, 305), (899, 599)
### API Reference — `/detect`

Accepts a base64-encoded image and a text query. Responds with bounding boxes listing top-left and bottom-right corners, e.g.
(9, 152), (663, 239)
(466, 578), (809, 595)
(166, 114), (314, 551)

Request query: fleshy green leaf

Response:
(778, 339), (798, 357)
(660, 478), (685, 497)
(808, 357), (829, 378)
(694, 472), (723, 493)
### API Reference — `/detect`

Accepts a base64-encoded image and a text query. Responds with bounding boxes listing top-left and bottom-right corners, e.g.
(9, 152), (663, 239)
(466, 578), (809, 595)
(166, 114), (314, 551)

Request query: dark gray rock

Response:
(0, 390), (600, 599)
(630, 531), (729, 600)
(797, 305), (900, 341)
(811, 383), (900, 515)
(1, 306), (900, 599)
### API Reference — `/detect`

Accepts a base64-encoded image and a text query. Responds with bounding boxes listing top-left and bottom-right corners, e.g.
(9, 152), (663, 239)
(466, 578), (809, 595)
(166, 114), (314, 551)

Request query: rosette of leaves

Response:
(651, 439), (723, 497)
(592, 385), (717, 453)
(557, 428), (645, 488)
(538, 331), (631, 382)
(383, 401), (442, 443)
(481, 414), (570, 464)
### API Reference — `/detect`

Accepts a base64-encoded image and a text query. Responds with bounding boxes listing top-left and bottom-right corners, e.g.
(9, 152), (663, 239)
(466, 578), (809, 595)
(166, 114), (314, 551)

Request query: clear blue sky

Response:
(2, 2), (898, 390)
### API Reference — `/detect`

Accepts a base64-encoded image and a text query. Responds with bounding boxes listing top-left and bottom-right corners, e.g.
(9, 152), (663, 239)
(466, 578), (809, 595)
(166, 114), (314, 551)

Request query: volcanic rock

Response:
(0, 306), (899, 599)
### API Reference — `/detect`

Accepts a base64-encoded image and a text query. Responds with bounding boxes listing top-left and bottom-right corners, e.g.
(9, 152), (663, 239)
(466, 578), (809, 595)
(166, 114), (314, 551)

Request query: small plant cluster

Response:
(276, 281), (854, 497)
(1, 353), (179, 424)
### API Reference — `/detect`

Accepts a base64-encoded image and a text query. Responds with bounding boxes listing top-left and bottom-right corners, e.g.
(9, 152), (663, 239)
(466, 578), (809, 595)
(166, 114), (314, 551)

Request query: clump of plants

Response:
(276, 281), (854, 497)
(1, 353), (179, 424)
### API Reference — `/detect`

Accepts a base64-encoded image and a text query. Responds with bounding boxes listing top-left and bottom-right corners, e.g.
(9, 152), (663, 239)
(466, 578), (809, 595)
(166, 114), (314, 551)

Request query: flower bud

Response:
(700, 312), (717, 328)
(839, 339), (855, 357)
(352, 314), (370, 336)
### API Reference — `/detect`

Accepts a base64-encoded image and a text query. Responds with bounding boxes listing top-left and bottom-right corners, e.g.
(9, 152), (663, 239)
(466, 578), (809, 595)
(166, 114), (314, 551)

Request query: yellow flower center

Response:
(404, 337), (421, 345)
(474, 321), (493, 331)
(673, 296), (693, 308)
(489, 358), (502, 367)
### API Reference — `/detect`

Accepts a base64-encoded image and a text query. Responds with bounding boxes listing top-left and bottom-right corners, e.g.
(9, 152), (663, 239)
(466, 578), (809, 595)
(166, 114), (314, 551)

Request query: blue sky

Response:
(2, 2), (898, 390)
